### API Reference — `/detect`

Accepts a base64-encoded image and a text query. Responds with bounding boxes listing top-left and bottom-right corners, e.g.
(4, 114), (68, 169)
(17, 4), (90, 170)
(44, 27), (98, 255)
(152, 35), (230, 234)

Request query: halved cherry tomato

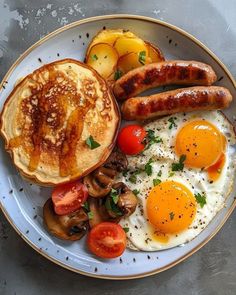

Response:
(117, 124), (146, 155)
(87, 222), (127, 258)
(52, 181), (88, 215)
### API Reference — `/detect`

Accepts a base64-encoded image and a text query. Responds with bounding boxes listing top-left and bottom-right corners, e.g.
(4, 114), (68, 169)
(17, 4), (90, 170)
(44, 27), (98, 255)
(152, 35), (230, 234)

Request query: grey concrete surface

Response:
(0, 0), (235, 294)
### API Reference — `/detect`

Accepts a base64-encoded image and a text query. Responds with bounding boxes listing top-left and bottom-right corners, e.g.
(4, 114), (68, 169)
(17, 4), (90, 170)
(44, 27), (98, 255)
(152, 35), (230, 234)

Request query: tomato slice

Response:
(87, 222), (127, 258)
(117, 124), (146, 155)
(52, 181), (88, 215)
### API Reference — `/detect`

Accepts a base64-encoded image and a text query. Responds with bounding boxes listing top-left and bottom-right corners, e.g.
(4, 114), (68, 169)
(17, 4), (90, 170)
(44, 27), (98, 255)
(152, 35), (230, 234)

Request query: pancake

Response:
(0, 59), (120, 185)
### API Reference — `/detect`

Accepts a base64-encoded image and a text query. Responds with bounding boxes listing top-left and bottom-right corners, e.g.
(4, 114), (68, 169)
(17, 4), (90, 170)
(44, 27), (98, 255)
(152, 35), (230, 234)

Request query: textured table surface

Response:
(0, 1), (235, 294)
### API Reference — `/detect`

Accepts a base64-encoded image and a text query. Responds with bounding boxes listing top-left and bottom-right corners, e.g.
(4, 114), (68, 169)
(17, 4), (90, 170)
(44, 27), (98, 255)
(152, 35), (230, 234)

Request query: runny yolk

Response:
(175, 120), (225, 169)
(147, 181), (196, 234)
(207, 153), (225, 182)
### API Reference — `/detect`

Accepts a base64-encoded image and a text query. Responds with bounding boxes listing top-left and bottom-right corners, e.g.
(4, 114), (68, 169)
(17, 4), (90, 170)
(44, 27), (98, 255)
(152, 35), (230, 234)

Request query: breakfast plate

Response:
(0, 15), (235, 279)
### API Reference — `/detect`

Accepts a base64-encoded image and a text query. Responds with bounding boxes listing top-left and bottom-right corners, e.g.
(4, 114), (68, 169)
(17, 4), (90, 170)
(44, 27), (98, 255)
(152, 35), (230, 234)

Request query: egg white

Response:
(118, 111), (236, 251)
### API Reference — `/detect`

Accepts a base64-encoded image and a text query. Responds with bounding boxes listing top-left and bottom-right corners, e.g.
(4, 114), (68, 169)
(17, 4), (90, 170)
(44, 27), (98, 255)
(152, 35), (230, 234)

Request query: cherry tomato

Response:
(87, 222), (127, 258)
(52, 181), (88, 215)
(117, 124), (146, 155)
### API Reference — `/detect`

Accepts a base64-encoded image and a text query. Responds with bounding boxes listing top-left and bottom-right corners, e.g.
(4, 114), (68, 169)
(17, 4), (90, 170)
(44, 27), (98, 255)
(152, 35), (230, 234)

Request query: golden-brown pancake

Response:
(0, 59), (120, 185)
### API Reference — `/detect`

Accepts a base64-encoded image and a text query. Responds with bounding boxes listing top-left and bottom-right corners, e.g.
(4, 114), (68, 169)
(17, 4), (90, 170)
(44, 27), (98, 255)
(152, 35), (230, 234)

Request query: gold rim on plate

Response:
(0, 14), (235, 280)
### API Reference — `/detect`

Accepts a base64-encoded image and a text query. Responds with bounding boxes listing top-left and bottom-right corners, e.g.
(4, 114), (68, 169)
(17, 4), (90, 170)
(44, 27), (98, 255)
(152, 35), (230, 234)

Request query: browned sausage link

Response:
(114, 61), (217, 100)
(121, 86), (232, 121)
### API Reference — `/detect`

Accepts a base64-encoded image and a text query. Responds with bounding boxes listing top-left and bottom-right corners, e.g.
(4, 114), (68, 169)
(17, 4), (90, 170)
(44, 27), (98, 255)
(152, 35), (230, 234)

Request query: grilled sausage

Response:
(121, 86), (232, 121)
(114, 60), (217, 100)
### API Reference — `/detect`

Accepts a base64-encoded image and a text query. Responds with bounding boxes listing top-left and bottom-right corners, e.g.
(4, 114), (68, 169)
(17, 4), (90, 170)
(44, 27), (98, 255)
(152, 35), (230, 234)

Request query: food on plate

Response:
(2, 26), (235, 260)
(113, 60), (217, 100)
(52, 181), (88, 215)
(105, 182), (138, 218)
(88, 198), (112, 228)
(83, 150), (128, 197)
(118, 111), (236, 250)
(87, 222), (127, 258)
(43, 199), (88, 241)
(0, 59), (120, 185)
(121, 86), (232, 120)
(86, 29), (136, 54)
(85, 29), (164, 83)
(86, 43), (119, 78)
(117, 124), (146, 155)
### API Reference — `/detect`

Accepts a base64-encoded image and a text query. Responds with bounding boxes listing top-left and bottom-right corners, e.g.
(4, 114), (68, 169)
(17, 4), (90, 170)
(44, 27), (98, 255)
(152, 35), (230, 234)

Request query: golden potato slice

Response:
(86, 43), (119, 78)
(117, 52), (152, 75)
(146, 42), (165, 62)
(86, 29), (136, 56)
(114, 36), (148, 57)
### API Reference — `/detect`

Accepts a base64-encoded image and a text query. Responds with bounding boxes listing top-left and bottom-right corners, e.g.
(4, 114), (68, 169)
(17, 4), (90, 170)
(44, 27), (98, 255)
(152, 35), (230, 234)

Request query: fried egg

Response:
(118, 111), (236, 251)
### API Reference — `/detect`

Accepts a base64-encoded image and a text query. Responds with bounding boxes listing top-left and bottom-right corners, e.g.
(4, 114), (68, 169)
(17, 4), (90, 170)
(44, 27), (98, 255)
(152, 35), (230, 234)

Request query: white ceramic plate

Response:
(0, 15), (235, 280)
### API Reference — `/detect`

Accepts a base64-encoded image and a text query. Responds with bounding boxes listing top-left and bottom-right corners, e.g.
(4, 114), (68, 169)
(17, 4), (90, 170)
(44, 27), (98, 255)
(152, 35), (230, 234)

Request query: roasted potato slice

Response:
(86, 29), (136, 54)
(146, 41), (165, 62)
(117, 52), (152, 75)
(114, 36), (148, 57)
(86, 43), (119, 78)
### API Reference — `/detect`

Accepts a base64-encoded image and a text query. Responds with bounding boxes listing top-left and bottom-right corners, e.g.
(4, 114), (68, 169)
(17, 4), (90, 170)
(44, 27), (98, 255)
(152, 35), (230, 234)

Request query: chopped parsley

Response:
(145, 129), (163, 150)
(105, 196), (123, 216)
(91, 54), (98, 61)
(110, 188), (119, 204)
(87, 211), (94, 219)
(157, 170), (162, 177)
(169, 212), (175, 220)
(145, 158), (153, 176)
(194, 192), (207, 208)
(123, 227), (129, 233)
(153, 178), (161, 186)
(122, 170), (128, 177)
(132, 189), (140, 196)
(168, 117), (177, 129)
(86, 136), (101, 150)
(138, 51), (146, 65)
(128, 169), (142, 184)
(172, 154), (186, 171)
(168, 172), (175, 177)
(82, 201), (89, 211)
(114, 69), (123, 80)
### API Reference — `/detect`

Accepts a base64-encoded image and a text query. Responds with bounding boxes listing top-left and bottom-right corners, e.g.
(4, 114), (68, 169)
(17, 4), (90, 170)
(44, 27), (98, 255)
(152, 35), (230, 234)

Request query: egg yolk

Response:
(147, 181), (196, 234)
(175, 120), (225, 168)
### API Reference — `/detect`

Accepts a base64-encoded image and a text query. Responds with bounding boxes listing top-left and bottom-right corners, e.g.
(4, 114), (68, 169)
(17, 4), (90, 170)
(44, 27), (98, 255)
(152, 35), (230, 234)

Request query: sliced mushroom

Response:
(106, 182), (138, 218)
(83, 166), (116, 198)
(83, 151), (128, 198)
(104, 150), (128, 172)
(43, 199), (88, 241)
(88, 198), (110, 228)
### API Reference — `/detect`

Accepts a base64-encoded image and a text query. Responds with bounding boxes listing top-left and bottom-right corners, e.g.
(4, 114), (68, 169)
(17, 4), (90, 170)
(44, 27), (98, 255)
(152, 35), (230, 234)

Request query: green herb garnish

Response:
(168, 172), (175, 177)
(128, 169), (142, 184)
(172, 155), (186, 171)
(145, 158), (153, 176)
(168, 117), (177, 129)
(87, 211), (94, 219)
(132, 189), (140, 196)
(91, 54), (98, 61)
(110, 188), (119, 204)
(105, 197), (123, 216)
(86, 136), (101, 150)
(82, 201), (89, 211)
(194, 192), (207, 208)
(153, 178), (161, 186)
(169, 212), (175, 220)
(157, 170), (162, 177)
(138, 51), (146, 65)
(114, 69), (123, 80)
(145, 129), (163, 150)
(123, 227), (129, 233)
